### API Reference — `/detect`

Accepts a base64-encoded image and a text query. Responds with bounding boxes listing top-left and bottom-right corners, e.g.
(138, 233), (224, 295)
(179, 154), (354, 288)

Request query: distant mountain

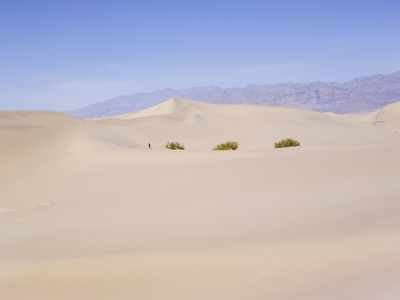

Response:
(68, 71), (400, 118)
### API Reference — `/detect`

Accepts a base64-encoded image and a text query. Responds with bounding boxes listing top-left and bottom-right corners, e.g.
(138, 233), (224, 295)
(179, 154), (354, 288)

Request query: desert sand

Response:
(1, 97), (400, 300)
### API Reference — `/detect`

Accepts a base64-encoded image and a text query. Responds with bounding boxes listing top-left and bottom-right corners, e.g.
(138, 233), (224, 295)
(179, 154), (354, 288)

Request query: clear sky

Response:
(1, 0), (400, 111)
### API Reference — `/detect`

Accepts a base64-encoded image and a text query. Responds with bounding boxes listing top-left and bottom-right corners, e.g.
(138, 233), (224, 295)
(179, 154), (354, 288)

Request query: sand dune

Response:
(1, 97), (400, 300)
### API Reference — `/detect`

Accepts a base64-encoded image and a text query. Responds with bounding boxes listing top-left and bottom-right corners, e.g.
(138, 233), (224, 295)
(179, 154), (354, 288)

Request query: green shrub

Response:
(212, 141), (239, 150)
(274, 138), (300, 148)
(165, 142), (185, 150)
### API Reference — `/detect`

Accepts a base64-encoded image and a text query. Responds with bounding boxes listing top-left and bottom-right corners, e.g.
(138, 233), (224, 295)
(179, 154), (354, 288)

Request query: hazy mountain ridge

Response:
(68, 71), (400, 118)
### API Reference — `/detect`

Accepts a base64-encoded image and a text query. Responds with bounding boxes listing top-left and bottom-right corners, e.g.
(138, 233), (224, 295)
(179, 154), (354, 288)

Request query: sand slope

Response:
(1, 97), (400, 300)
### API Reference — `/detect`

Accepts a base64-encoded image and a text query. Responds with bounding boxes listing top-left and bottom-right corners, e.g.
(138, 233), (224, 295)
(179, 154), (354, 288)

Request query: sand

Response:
(1, 97), (400, 300)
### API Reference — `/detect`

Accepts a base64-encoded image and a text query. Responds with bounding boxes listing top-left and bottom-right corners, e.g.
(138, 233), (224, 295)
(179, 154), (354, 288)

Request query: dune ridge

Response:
(1, 98), (400, 300)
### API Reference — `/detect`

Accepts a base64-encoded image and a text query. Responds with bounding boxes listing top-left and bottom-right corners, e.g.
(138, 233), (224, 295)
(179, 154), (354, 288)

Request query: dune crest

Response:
(374, 101), (400, 129)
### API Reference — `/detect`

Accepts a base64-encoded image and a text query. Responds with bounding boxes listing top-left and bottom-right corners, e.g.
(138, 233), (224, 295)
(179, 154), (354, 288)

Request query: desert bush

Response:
(274, 138), (300, 148)
(165, 142), (185, 150)
(212, 141), (239, 150)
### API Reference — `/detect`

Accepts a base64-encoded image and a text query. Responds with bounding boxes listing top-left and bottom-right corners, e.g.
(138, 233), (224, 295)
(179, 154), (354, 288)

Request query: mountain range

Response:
(68, 71), (400, 118)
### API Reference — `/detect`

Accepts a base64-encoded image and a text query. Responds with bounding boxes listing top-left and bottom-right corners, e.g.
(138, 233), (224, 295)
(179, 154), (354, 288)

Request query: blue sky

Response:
(1, 0), (400, 111)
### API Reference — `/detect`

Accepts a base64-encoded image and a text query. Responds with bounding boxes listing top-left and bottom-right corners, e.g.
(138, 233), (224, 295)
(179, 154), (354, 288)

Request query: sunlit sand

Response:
(1, 97), (400, 300)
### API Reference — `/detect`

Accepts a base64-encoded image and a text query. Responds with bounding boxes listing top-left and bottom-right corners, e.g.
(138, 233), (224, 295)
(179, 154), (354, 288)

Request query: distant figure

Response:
(148, 143), (152, 149)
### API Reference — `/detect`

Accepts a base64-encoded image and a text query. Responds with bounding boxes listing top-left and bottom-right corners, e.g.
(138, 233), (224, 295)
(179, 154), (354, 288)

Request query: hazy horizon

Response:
(1, 0), (400, 111)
